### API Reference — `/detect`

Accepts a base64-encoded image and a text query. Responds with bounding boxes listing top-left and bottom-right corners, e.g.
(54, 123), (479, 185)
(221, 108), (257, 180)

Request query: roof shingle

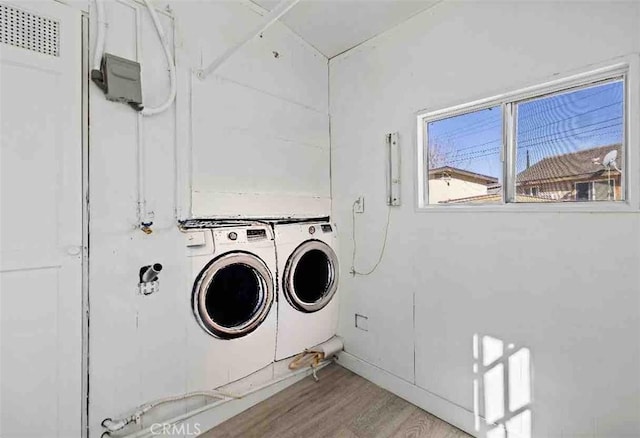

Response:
(516, 144), (621, 184)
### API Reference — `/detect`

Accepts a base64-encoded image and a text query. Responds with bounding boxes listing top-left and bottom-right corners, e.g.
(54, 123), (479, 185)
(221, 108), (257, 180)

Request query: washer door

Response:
(193, 252), (274, 339)
(283, 240), (339, 313)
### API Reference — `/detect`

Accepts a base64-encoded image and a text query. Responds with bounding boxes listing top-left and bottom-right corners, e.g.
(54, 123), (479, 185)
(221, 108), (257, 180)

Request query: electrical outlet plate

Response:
(354, 196), (365, 213)
(138, 281), (159, 295)
(355, 313), (369, 331)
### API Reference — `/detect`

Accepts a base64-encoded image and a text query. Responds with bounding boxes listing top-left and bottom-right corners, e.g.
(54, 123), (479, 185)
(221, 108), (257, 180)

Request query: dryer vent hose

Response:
(288, 336), (344, 379)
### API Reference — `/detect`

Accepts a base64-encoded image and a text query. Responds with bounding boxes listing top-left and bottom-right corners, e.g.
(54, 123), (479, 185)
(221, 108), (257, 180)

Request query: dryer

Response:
(185, 224), (277, 390)
(274, 221), (339, 360)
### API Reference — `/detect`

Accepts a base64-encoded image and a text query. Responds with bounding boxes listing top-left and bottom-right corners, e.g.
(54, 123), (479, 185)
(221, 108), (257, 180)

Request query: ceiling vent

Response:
(0, 4), (59, 57)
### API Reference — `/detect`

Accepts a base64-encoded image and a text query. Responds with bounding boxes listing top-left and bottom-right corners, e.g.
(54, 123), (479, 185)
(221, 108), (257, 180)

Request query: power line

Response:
(441, 123), (622, 165)
(517, 116), (621, 146)
(432, 101), (622, 156)
(517, 85), (619, 130)
(430, 84), (618, 142)
(518, 101), (621, 136)
(439, 115), (620, 159)
(516, 122), (622, 150)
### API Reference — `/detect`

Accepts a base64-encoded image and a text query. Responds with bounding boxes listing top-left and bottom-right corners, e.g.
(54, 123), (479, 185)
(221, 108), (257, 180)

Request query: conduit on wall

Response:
(92, 0), (176, 116)
(92, 0), (176, 231)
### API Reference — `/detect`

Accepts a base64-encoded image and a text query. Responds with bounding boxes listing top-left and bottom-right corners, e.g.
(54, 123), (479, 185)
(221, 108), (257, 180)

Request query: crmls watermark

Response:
(150, 423), (201, 436)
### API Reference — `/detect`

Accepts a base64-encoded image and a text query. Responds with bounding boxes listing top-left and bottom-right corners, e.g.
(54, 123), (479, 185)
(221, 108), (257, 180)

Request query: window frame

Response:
(574, 179), (617, 202)
(415, 59), (638, 213)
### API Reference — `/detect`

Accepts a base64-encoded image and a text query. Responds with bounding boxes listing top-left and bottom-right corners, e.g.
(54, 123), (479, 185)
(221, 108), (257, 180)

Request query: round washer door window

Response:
(192, 252), (274, 339)
(283, 240), (339, 313)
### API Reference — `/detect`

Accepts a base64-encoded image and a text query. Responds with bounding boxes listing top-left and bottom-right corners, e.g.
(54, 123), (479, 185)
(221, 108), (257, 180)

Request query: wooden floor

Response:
(201, 364), (471, 438)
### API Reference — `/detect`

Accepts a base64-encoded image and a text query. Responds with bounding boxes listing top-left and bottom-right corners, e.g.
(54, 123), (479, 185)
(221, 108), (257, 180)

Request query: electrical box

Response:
(91, 53), (143, 110)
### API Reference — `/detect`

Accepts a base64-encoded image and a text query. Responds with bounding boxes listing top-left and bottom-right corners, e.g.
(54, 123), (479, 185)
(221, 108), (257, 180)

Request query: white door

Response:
(0, 1), (83, 436)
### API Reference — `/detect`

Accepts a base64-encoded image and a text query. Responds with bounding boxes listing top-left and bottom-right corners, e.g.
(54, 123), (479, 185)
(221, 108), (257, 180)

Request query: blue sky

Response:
(427, 80), (624, 183)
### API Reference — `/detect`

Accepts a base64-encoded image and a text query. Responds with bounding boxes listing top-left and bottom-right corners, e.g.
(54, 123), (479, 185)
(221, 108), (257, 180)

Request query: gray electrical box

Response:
(91, 53), (143, 110)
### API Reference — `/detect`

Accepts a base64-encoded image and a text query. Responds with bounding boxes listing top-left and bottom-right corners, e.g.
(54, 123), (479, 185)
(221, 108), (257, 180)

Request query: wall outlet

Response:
(354, 196), (365, 213)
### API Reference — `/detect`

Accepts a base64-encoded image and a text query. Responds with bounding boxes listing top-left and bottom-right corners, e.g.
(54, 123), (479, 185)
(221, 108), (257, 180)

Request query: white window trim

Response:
(415, 56), (640, 213)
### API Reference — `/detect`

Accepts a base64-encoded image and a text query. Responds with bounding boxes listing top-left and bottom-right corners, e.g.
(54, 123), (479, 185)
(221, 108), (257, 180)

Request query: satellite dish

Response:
(602, 150), (618, 168)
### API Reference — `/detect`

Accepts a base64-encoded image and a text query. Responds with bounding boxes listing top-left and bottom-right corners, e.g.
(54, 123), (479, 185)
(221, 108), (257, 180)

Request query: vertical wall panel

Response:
(330, 1), (640, 437)
(88, 1), (328, 435)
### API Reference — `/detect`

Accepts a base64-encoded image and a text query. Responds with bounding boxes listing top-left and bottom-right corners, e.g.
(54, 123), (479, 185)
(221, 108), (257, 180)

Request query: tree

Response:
(428, 140), (448, 168)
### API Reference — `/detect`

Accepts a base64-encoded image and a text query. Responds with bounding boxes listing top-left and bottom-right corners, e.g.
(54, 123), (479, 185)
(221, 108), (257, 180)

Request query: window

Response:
(426, 107), (502, 205)
(418, 66), (627, 207)
(514, 80), (623, 203)
(575, 180), (616, 201)
(575, 182), (591, 201)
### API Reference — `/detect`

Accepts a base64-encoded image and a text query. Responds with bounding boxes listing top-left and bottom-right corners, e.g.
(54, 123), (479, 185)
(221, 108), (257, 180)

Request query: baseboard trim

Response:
(337, 352), (479, 437)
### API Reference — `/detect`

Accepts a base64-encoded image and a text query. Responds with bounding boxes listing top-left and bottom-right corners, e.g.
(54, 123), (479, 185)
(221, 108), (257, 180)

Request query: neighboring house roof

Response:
(429, 166), (499, 185)
(517, 144), (621, 184)
(442, 194), (553, 204)
(487, 182), (502, 195)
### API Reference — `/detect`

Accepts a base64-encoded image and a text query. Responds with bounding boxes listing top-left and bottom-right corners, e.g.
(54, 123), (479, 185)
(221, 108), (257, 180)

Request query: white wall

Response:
(88, 1), (327, 436)
(428, 178), (488, 204)
(180, 1), (330, 219)
(330, 1), (640, 437)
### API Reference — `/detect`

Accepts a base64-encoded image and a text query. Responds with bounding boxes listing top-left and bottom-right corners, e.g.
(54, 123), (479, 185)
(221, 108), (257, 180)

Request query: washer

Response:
(185, 224), (277, 390)
(274, 221), (339, 360)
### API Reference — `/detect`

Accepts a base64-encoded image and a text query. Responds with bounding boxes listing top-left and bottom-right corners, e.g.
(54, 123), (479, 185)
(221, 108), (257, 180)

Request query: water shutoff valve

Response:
(138, 263), (162, 295)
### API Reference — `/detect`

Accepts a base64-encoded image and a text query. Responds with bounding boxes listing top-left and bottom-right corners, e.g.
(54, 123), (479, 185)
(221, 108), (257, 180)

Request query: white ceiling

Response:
(251, 0), (439, 58)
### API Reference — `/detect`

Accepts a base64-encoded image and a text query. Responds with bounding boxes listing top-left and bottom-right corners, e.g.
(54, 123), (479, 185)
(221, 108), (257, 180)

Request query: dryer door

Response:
(193, 252), (274, 339)
(283, 240), (339, 313)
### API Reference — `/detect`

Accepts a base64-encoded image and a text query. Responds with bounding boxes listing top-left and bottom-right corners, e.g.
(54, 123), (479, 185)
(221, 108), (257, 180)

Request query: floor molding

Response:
(337, 351), (479, 437)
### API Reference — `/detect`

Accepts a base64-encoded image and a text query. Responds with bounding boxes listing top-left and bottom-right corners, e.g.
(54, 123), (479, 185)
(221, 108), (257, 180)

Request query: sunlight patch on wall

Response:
(484, 363), (505, 424)
(474, 334), (532, 438)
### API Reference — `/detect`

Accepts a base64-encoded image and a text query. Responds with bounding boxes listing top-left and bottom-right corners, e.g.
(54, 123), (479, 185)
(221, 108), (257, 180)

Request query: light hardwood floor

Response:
(201, 364), (472, 438)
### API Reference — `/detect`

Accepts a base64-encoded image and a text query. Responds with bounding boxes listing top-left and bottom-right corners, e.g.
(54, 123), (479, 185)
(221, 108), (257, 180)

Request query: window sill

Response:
(414, 201), (639, 213)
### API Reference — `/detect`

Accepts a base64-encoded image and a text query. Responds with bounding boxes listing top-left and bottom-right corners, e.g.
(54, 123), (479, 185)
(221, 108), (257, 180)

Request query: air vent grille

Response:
(0, 4), (59, 57)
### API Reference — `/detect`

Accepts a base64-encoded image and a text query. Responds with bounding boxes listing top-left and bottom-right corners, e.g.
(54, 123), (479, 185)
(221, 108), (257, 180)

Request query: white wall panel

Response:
(330, 1), (640, 437)
(0, 2), (83, 436)
(192, 127), (328, 195)
(190, 74), (330, 213)
(88, 1), (329, 436)
(175, 0), (329, 219)
(0, 270), (60, 435)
